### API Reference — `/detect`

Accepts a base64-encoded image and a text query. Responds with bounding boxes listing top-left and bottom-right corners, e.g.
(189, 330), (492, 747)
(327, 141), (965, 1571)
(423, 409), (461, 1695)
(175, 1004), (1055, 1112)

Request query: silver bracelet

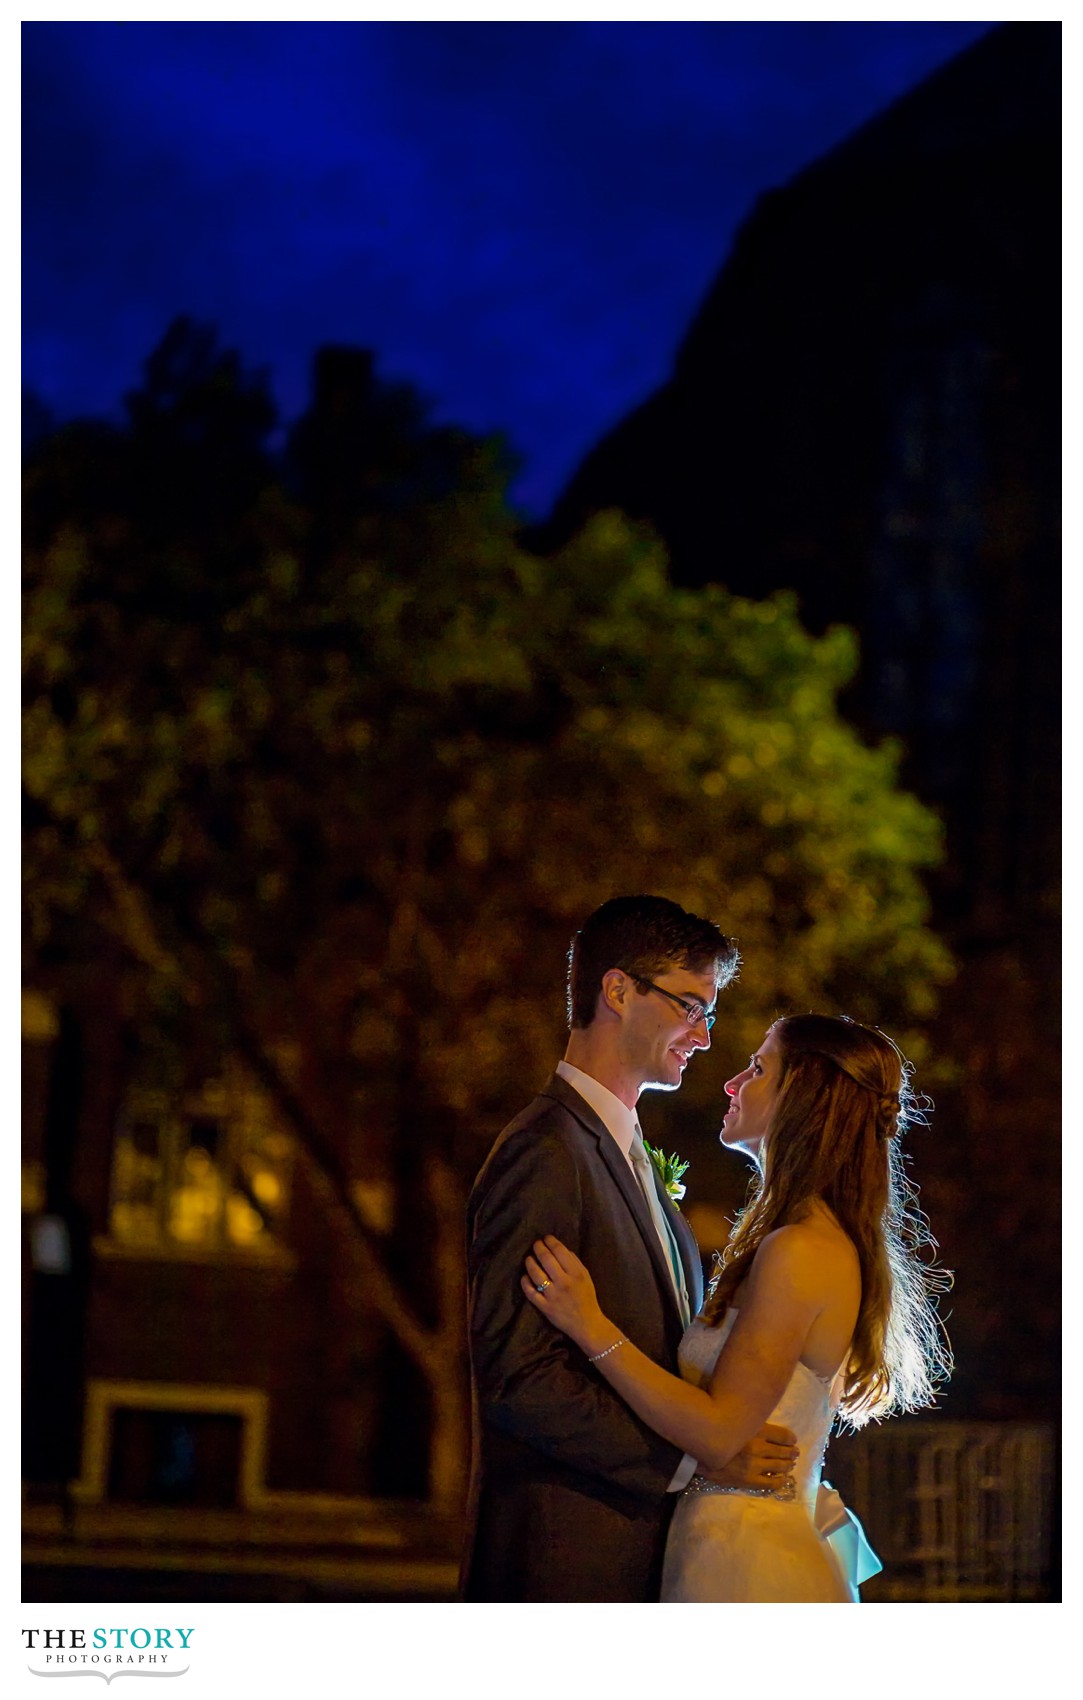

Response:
(588, 1338), (626, 1363)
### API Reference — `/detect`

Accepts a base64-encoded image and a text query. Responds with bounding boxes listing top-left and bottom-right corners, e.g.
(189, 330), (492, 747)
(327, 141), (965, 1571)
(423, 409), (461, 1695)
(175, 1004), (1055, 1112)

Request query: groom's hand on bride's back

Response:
(698, 1422), (799, 1492)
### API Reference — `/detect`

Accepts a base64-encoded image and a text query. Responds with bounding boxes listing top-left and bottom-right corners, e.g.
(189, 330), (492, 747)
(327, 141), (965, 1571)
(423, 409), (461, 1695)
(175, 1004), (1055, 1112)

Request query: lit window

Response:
(109, 1072), (292, 1256)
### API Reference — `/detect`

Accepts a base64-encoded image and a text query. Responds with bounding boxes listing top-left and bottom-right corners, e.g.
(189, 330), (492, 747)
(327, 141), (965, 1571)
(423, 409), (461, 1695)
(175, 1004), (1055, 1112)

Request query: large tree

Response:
(23, 321), (952, 1503)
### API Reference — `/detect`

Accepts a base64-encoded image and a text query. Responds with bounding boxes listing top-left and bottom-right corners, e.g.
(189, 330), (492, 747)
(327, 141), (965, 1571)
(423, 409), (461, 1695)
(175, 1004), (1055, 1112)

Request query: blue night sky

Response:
(23, 18), (994, 516)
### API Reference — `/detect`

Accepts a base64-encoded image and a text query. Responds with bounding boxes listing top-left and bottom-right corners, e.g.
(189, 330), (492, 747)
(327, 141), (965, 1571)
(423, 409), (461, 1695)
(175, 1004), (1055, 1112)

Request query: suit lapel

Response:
(540, 1073), (690, 1328)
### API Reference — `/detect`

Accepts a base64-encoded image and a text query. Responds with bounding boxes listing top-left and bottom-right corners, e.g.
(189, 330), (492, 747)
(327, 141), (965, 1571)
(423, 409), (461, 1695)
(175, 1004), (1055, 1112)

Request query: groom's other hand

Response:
(699, 1422), (799, 1492)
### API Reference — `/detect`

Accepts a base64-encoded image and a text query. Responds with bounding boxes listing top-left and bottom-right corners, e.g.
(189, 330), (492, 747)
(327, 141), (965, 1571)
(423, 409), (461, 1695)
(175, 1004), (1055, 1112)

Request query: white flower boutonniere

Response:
(644, 1142), (690, 1209)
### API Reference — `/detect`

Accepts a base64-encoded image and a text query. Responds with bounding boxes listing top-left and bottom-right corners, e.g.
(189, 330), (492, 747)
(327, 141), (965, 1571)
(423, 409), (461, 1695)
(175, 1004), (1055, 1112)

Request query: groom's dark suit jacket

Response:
(460, 1071), (704, 1602)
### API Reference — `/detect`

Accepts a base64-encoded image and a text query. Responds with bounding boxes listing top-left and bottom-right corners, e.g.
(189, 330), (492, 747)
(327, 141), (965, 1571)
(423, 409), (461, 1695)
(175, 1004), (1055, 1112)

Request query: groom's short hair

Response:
(567, 896), (739, 1029)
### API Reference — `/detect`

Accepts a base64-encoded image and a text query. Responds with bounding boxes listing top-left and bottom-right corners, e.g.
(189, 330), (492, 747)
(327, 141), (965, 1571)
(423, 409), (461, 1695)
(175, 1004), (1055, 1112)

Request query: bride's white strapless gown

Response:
(661, 1310), (855, 1602)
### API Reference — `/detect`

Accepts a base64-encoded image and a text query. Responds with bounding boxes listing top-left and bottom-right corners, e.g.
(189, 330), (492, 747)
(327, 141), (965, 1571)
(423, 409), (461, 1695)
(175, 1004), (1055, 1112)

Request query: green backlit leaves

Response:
(23, 326), (952, 1174)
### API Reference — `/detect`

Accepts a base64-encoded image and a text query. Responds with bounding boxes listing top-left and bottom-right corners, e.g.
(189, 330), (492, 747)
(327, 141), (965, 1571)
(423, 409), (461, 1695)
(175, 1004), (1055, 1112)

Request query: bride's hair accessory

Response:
(868, 1087), (902, 1141)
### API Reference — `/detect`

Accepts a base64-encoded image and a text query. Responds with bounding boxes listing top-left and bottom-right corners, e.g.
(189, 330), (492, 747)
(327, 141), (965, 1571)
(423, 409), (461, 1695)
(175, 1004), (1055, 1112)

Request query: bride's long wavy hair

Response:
(699, 1014), (952, 1427)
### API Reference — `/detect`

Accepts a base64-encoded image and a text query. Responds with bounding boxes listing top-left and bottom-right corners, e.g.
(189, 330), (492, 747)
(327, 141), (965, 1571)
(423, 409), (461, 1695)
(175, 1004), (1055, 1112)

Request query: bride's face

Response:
(720, 1026), (783, 1161)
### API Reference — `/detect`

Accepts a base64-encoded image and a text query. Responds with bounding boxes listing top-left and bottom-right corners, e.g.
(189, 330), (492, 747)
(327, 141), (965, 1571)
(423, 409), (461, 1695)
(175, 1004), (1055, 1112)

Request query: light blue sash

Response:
(815, 1481), (883, 1591)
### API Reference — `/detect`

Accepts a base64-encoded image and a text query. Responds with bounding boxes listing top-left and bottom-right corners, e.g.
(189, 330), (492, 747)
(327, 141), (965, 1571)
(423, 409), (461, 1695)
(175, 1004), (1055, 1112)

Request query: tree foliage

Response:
(23, 318), (953, 1495)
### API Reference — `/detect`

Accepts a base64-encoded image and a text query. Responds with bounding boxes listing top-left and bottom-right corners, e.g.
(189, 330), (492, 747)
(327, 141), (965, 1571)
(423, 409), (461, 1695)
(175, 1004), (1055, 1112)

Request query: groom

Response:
(460, 895), (798, 1602)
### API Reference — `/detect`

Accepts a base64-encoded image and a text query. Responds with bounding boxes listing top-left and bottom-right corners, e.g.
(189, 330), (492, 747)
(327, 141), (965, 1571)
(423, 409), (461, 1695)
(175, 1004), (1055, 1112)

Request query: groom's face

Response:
(624, 962), (717, 1095)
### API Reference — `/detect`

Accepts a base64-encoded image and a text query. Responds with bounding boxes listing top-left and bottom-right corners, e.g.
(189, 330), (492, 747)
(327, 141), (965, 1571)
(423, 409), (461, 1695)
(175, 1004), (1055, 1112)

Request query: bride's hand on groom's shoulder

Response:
(521, 1235), (612, 1357)
(700, 1421), (800, 1494)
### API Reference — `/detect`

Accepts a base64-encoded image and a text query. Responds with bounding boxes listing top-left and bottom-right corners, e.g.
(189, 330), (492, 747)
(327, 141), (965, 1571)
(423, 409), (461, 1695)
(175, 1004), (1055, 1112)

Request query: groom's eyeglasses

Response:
(634, 978), (716, 1031)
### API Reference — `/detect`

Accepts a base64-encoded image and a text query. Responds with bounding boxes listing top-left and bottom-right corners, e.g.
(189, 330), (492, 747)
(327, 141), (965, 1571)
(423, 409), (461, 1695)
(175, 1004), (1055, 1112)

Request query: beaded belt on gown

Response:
(683, 1473), (798, 1502)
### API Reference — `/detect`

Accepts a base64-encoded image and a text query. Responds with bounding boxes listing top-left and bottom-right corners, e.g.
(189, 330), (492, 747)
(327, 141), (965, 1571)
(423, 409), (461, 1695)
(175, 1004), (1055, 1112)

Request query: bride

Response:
(523, 1014), (952, 1602)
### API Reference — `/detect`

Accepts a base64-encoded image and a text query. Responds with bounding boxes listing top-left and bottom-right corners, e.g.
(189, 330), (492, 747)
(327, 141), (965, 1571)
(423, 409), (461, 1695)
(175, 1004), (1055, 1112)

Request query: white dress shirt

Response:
(556, 1059), (698, 1492)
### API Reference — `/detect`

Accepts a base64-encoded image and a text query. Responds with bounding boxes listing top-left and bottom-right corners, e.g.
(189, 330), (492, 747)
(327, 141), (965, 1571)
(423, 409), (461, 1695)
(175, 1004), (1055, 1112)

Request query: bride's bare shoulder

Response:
(751, 1210), (859, 1292)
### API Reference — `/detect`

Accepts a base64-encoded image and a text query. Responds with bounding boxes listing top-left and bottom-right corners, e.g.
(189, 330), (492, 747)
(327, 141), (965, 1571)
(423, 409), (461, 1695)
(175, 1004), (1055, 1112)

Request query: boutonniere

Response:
(644, 1142), (690, 1209)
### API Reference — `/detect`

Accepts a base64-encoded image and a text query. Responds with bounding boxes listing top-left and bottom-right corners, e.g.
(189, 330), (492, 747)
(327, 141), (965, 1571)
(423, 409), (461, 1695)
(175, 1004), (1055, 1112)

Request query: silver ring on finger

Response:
(535, 1278), (552, 1293)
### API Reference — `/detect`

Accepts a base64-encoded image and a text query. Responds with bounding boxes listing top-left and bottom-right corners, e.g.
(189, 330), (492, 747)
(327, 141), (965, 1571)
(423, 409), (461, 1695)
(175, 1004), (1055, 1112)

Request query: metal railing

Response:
(826, 1419), (1057, 1601)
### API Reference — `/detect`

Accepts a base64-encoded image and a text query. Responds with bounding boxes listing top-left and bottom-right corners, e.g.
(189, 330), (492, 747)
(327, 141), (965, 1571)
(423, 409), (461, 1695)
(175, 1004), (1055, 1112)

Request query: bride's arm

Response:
(522, 1228), (824, 1470)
